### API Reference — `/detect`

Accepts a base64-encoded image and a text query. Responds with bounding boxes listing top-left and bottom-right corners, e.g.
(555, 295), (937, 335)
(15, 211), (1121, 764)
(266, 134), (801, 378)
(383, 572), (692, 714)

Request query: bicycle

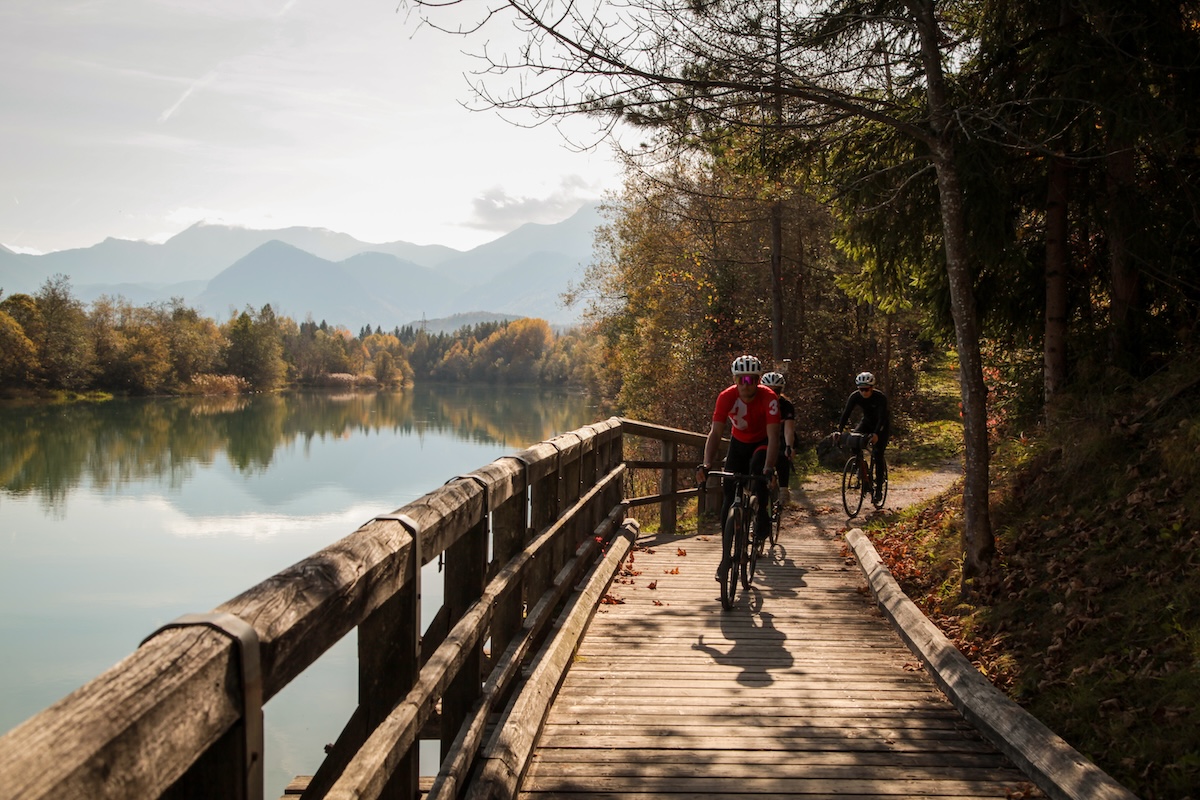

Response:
(839, 432), (888, 518)
(706, 469), (771, 610)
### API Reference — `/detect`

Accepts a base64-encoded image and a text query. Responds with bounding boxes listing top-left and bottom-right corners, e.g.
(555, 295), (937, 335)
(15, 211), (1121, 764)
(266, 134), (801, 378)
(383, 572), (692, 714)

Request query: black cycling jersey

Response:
(838, 388), (890, 440)
(778, 395), (796, 426)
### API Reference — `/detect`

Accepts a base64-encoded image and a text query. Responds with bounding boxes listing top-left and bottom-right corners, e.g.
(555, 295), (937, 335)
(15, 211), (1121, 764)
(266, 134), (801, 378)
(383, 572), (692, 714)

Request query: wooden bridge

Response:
(0, 419), (1136, 800)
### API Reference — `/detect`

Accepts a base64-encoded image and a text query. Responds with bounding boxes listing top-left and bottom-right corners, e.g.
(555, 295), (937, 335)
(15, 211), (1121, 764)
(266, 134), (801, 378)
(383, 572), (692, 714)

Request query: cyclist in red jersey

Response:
(696, 355), (781, 582)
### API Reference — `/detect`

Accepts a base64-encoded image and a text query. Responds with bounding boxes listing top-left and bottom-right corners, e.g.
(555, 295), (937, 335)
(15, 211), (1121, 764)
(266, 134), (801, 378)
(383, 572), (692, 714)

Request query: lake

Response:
(0, 385), (603, 797)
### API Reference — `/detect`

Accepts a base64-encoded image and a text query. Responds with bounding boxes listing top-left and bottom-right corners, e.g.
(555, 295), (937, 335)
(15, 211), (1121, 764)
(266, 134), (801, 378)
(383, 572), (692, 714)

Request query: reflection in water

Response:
(0, 385), (597, 509)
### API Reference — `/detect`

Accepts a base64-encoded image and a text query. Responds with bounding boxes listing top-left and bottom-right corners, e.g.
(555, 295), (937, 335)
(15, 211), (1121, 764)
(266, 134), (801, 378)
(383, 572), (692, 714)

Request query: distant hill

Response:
(405, 312), (525, 335)
(0, 244), (28, 296)
(195, 242), (458, 326)
(439, 204), (602, 285)
(14, 203), (608, 328)
(6, 224), (464, 292)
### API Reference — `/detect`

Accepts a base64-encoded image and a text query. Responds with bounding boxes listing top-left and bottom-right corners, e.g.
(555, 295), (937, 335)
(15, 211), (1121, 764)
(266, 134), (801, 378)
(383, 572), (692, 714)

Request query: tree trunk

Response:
(770, 198), (785, 363)
(1105, 145), (1141, 374)
(1044, 155), (1070, 404)
(882, 313), (893, 393)
(932, 146), (996, 584)
(908, 0), (995, 585)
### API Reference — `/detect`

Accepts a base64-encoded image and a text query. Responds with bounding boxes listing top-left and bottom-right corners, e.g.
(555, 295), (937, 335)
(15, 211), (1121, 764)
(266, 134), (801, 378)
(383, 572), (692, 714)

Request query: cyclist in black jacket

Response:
(834, 371), (890, 505)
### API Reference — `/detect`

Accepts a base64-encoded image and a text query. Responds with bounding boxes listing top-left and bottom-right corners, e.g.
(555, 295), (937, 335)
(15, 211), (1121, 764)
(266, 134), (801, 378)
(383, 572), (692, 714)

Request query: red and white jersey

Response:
(712, 385), (780, 444)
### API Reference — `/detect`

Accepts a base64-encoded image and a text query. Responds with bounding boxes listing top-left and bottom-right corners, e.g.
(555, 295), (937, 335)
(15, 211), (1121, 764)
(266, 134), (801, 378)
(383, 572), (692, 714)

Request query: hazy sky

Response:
(1, 0), (625, 255)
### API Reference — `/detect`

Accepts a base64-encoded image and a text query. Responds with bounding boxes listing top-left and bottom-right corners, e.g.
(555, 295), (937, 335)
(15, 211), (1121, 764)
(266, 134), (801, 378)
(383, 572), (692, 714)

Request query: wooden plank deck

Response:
(520, 498), (1040, 799)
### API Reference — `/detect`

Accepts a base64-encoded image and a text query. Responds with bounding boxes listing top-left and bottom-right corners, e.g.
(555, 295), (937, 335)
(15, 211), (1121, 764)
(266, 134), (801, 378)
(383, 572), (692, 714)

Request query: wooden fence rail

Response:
(0, 416), (703, 800)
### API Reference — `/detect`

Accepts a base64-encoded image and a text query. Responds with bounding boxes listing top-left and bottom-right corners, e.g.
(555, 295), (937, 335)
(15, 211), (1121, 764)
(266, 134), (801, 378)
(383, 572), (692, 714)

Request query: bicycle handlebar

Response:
(839, 431), (874, 447)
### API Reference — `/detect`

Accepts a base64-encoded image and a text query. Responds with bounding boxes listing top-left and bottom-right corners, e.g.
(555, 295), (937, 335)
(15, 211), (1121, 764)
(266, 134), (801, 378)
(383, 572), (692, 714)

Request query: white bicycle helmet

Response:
(731, 355), (763, 376)
(855, 371), (876, 388)
(760, 371), (785, 389)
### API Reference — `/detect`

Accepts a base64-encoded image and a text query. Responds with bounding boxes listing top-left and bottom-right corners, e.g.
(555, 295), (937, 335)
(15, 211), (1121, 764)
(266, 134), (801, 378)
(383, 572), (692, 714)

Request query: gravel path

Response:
(787, 461), (964, 536)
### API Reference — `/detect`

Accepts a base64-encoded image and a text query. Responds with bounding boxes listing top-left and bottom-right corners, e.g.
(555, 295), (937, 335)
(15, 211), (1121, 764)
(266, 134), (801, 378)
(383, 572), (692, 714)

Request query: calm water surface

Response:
(0, 385), (601, 796)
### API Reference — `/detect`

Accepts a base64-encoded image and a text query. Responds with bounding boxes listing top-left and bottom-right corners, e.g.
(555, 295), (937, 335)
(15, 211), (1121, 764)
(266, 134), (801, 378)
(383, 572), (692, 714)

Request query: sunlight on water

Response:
(0, 385), (600, 798)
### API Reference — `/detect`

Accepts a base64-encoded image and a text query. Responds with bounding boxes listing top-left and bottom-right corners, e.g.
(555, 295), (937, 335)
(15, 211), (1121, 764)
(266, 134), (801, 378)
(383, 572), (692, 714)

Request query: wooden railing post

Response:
(488, 466), (528, 665)
(527, 459), (560, 606)
(659, 439), (677, 534)
(559, 435), (583, 555)
(701, 471), (717, 516)
(440, 479), (487, 759)
(499, 442), (560, 646)
(358, 517), (422, 799)
(578, 427), (600, 537)
(607, 423), (625, 514)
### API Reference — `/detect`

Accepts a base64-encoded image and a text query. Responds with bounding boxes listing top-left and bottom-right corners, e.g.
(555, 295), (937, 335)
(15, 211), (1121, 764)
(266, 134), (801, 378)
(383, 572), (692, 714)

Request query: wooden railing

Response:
(0, 417), (709, 800)
(617, 418), (720, 529)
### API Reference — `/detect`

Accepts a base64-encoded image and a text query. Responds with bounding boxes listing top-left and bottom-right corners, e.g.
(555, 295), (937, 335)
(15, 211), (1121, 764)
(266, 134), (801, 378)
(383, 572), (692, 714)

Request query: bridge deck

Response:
(520, 499), (1038, 799)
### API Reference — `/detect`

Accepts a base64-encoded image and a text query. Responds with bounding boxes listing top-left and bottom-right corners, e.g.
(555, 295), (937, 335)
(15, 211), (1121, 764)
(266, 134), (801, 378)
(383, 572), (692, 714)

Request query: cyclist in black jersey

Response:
(834, 371), (890, 505)
(760, 372), (795, 506)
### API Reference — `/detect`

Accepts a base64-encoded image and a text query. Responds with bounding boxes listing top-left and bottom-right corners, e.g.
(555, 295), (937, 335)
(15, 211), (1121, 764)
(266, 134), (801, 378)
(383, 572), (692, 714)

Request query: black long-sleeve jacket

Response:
(837, 389), (890, 438)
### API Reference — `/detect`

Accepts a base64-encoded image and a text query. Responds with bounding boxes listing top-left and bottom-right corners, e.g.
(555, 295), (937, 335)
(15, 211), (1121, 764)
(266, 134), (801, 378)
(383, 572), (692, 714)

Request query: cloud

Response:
(467, 175), (599, 231)
(158, 70), (219, 123)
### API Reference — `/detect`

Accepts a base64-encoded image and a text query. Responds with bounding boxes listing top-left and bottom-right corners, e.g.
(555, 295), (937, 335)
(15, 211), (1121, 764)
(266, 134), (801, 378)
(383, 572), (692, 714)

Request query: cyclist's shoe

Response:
(872, 492), (883, 507)
(715, 558), (729, 583)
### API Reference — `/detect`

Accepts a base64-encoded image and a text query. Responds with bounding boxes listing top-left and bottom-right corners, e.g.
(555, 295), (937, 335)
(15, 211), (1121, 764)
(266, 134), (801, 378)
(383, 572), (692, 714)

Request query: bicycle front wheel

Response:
(738, 499), (754, 589)
(842, 456), (864, 517)
(720, 506), (742, 610)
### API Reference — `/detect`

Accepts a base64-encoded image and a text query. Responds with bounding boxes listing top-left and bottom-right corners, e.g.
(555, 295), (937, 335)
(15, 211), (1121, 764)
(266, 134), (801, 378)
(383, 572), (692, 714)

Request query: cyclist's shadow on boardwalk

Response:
(754, 542), (807, 600)
(692, 603), (794, 686)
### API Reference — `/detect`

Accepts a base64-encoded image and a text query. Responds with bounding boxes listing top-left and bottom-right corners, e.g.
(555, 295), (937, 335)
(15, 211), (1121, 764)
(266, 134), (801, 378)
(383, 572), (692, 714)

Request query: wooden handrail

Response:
(0, 416), (713, 800)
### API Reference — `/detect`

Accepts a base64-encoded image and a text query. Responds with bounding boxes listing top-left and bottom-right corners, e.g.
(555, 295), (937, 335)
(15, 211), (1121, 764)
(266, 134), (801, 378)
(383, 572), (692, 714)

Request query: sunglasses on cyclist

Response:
(738, 374), (759, 386)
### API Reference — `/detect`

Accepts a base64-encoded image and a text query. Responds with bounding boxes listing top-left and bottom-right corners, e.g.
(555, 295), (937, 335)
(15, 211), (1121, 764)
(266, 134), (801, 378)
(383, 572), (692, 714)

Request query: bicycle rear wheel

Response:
(770, 497), (781, 547)
(842, 456), (864, 517)
(874, 459), (889, 508)
(720, 506), (742, 610)
(747, 508), (765, 586)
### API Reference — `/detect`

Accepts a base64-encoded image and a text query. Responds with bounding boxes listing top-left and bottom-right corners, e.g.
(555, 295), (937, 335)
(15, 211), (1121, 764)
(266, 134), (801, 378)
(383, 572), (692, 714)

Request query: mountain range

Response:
(0, 204), (604, 328)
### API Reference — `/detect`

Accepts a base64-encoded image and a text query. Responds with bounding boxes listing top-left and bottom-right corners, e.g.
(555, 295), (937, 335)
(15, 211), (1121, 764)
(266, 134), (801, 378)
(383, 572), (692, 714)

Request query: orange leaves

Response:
(647, 580), (658, 590)
(600, 593), (625, 605)
(664, 567), (680, 574)
(676, 547), (687, 556)
(618, 551), (641, 583)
